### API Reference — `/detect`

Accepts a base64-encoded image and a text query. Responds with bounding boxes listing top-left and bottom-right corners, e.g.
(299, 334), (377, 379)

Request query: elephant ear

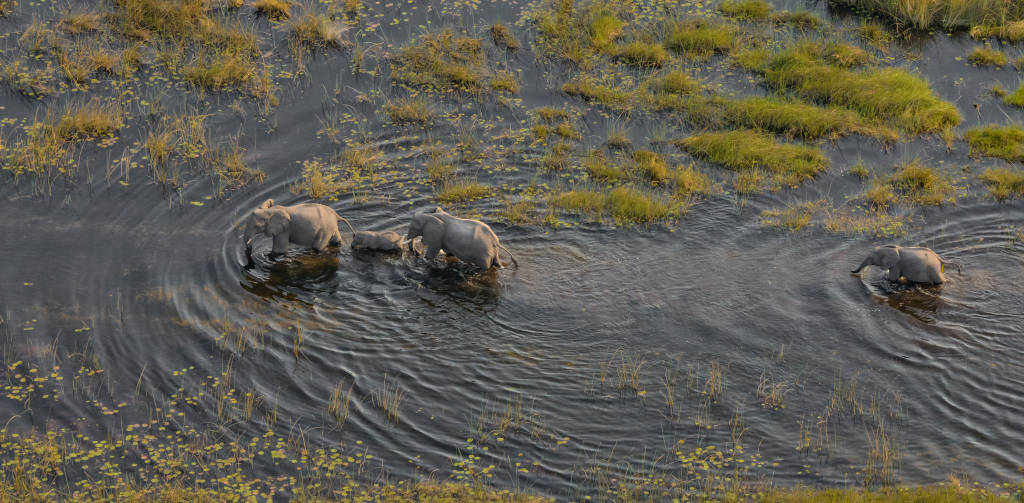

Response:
(877, 246), (900, 269)
(268, 210), (291, 236)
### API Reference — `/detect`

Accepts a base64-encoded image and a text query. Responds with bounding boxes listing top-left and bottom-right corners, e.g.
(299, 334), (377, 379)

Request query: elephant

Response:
(851, 245), (961, 284)
(243, 199), (356, 258)
(351, 230), (405, 252)
(406, 207), (517, 270)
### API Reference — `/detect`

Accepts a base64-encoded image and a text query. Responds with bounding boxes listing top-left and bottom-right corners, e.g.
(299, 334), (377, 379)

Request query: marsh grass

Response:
(760, 200), (824, 231)
(719, 0), (773, 20)
(384, 96), (434, 124)
(529, 0), (630, 67)
(655, 70), (698, 95)
(583, 150), (626, 183)
(561, 77), (639, 111)
(979, 167), (1024, 199)
(0, 59), (53, 97)
(327, 380), (354, 427)
(490, 70), (519, 93)
(535, 106), (569, 123)
(183, 52), (254, 88)
(965, 124), (1024, 161)
(252, 0), (292, 20)
(293, 159), (348, 199)
(664, 18), (736, 59)
(857, 21), (893, 50)
(677, 129), (829, 187)
(541, 141), (573, 170)
(54, 99), (124, 140)
(58, 12), (101, 34)
(827, 0), (1024, 29)
(967, 46), (1006, 66)
(370, 374), (406, 424)
(827, 42), (873, 67)
(608, 41), (669, 67)
(824, 207), (906, 237)
(761, 46), (960, 134)
(970, 20), (1024, 41)
(885, 160), (957, 206)
(631, 150), (668, 183)
(673, 164), (711, 194)
(436, 179), (493, 204)
(2, 121), (73, 197)
(391, 29), (486, 91)
(291, 11), (348, 49)
(1004, 85), (1024, 107)
(490, 22), (519, 49)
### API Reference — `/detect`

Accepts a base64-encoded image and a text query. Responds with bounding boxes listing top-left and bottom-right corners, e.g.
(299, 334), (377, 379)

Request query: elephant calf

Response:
(406, 207), (517, 270)
(351, 230), (405, 252)
(243, 199), (357, 258)
(851, 244), (961, 284)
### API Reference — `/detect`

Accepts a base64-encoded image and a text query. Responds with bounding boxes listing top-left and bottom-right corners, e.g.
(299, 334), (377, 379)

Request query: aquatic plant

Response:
(384, 97), (435, 124)
(490, 70), (520, 93)
(664, 18), (736, 59)
(677, 129), (829, 187)
(391, 29), (487, 91)
(54, 99), (124, 140)
(490, 22), (519, 49)
(1003, 85), (1024, 107)
(979, 167), (1024, 200)
(761, 45), (961, 134)
(252, 0), (292, 20)
(965, 124), (1024, 161)
(58, 12), (101, 34)
(761, 201), (824, 231)
(561, 77), (640, 110)
(827, 0), (1024, 29)
(608, 41), (669, 67)
(719, 0), (774, 20)
(967, 46), (1006, 66)
(970, 20), (1024, 41)
(291, 11), (348, 49)
(884, 160), (957, 206)
(436, 179), (494, 203)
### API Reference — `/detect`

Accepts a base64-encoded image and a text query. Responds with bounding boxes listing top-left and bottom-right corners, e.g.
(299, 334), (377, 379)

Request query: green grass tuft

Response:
(979, 167), (1024, 200)
(609, 41), (669, 67)
(970, 20), (1024, 41)
(719, 0), (774, 20)
(885, 159), (956, 206)
(664, 18), (736, 59)
(384, 97), (435, 124)
(967, 46), (1006, 66)
(391, 29), (486, 91)
(677, 129), (829, 187)
(55, 100), (124, 140)
(761, 45), (960, 134)
(1004, 85), (1024, 107)
(965, 124), (1024, 161)
(490, 22), (520, 49)
(436, 179), (493, 203)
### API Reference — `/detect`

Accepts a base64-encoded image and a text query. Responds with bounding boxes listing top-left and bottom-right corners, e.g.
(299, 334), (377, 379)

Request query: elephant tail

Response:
(333, 211), (357, 235)
(498, 244), (518, 268)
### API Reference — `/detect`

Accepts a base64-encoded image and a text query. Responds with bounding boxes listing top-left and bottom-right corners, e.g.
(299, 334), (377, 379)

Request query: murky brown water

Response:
(1, 0), (1023, 498)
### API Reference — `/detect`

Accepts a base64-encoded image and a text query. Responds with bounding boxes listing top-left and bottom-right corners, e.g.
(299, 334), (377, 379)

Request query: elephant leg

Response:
(425, 245), (441, 261)
(475, 255), (492, 271)
(270, 233), (290, 258)
(887, 266), (902, 282)
(313, 232), (333, 252)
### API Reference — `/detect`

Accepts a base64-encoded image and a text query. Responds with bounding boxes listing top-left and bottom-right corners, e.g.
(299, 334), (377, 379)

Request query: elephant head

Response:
(851, 245), (901, 274)
(405, 211), (446, 253)
(244, 199), (291, 252)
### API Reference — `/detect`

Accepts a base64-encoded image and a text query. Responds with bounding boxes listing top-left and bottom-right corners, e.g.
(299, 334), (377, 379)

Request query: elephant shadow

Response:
(871, 281), (944, 323)
(241, 249), (342, 301)
(413, 258), (503, 306)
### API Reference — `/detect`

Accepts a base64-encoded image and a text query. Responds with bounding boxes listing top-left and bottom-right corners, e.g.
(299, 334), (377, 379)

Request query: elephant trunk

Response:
(850, 258), (871, 274)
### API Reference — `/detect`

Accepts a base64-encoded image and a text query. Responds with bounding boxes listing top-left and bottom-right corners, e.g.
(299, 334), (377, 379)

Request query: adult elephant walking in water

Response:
(406, 207), (517, 271)
(243, 199), (357, 259)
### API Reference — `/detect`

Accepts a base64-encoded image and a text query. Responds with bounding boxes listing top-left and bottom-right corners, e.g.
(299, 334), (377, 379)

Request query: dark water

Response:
(1, 0), (1024, 498)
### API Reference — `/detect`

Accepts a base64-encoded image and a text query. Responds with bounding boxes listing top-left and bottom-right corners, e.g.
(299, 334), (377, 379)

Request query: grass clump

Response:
(967, 46), (1006, 66)
(884, 160), (957, 206)
(541, 141), (574, 170)
(607, 186), (672, 225)
(183, 52), (254, 88)
(583, 150), (626, 183)
(529, 0), (629, 67)
(677, 129), (829, 187)
(827, 43), (872, 67)
(391, 29), (486, 91)
(774, 11), (823, 29)
(673, 164), (712, 194)
(59, 12), (102, 34)
(761, 201), (824, 231)
(761, 46), (961, 134)
(535, 106), (569, 123)
(562, 77), (639, 110)
(656, 70), (698, 94)
(631, 150), (669, 183)
(970, 20), (1024, 41)
(965, 124), (1024, 161)
(490, 22), (519, 49)
(665, 19), (736, 59)
(436, 179), (493, 203)
(684, 96), (897, 141)
(490, 71), (519, 93)
(1002, 85), (1024, 107)
(252, 0), (291, 20)
(291, 12), (347, 49)
(979, 168), (1024, 200)
(554, 121), (581, 140)
(609, 41), (669, 67)
(857, 21), (893, 50)
(824, 208), (906, 237)
(384, 97), (434, 124)
(292, 159), (348, 199)
(54, 100), (124, 140)
(719, 0), (773, 20)
(553, 189), (608, 215)
(826, 0), (1024, 30)
(864, 181), (897, 208)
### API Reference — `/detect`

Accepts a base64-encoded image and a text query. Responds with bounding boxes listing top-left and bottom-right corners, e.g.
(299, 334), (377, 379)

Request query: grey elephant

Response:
(351, 230), (405, 252)
(851, 245), (961, 284)
(243, 199), (357, 258)
(406, 207), (517, 270)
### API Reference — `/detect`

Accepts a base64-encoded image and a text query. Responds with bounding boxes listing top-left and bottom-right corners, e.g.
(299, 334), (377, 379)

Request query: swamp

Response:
(0, 0), (1023, 501)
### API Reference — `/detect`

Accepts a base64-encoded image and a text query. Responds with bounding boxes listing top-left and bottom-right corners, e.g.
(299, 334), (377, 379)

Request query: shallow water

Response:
(1, 0), (1024, 498)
